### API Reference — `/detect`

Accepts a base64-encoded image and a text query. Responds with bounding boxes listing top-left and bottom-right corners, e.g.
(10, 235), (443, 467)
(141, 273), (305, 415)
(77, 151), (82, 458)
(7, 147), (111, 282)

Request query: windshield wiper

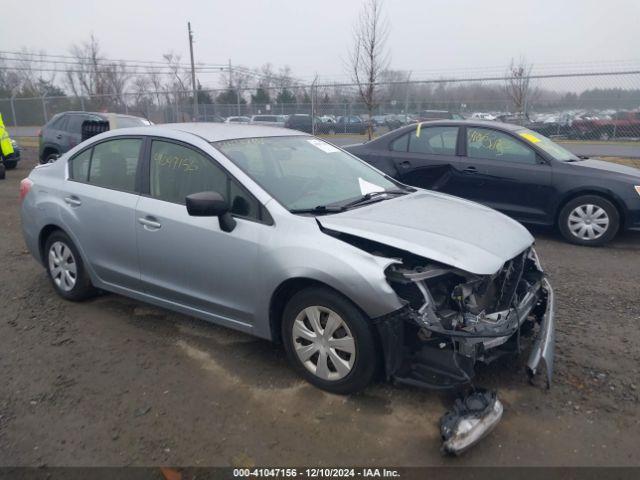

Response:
(339, 189), (408, 209)
(289, 205), (345, 215)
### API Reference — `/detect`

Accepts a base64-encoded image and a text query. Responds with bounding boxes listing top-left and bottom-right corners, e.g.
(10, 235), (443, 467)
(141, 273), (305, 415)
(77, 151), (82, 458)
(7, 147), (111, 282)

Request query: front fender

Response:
(255, 240), (404, 339)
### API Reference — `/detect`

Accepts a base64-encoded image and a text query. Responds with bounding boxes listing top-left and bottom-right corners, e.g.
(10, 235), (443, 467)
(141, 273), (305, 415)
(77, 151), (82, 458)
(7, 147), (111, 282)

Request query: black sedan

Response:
(344, 120), (640, 246)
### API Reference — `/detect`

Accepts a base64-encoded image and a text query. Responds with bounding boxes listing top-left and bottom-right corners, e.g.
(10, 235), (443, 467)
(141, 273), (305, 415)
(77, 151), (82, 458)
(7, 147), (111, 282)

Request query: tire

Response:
(558, 195), (620, 246)
(282, 286), (378, 394)
(0, 164), (5, 180)
(3, 160), (17, 170)
(42, 152), (59, 164)
(44, 231), (97, 301)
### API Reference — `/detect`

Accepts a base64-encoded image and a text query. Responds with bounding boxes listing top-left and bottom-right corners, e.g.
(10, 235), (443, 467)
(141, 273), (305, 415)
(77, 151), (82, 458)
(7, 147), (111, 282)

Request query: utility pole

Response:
(187, 22), (199, 120)
(310, 74), (318, 135)
(404, 71), (412, 114)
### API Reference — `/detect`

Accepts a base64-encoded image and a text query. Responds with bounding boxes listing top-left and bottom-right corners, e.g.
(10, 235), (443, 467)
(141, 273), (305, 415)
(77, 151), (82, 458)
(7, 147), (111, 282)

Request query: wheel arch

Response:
(268, 277), (374, 345)
(41, 145), (60, 162)
(38, 224), (65, 263)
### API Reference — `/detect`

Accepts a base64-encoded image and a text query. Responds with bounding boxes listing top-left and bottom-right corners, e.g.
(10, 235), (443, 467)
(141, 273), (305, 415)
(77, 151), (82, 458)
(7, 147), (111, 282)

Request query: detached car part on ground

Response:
(20, 124), (555, 455)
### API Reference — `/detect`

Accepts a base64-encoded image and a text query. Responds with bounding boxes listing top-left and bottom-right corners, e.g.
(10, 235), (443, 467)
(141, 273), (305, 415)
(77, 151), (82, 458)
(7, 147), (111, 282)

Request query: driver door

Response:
(135, 139), (270, 328)
(460, 127), (553, 223)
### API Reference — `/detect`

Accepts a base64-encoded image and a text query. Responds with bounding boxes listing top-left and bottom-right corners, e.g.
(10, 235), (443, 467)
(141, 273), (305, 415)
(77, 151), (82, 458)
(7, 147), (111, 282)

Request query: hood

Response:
(318, 191), (534, 275)
(571, 159), (640, 179)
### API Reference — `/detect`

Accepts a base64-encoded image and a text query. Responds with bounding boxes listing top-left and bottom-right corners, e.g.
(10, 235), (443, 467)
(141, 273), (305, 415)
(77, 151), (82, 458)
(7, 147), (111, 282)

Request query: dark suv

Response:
(38, 112), (151, 163)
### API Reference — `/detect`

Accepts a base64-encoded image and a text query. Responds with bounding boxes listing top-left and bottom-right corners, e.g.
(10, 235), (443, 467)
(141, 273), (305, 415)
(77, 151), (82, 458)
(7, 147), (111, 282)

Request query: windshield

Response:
(516, 128), (580, 161)
(214, 136), (399, 211)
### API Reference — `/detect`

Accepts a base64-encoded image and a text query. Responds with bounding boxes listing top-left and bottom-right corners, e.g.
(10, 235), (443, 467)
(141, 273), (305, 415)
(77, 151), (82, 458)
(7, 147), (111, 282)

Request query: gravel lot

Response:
(1, 149), (639, 467)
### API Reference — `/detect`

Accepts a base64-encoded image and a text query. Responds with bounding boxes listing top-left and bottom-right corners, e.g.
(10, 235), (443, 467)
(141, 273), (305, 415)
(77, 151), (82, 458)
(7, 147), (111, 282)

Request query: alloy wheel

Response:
(567, 204), (610, 241)
(292, 306), (356, 381)
(48, 241), (77, 291)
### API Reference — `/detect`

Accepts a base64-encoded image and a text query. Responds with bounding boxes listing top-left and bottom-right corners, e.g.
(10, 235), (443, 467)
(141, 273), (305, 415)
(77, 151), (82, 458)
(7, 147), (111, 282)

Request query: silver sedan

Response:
(20, 123), (554, 393)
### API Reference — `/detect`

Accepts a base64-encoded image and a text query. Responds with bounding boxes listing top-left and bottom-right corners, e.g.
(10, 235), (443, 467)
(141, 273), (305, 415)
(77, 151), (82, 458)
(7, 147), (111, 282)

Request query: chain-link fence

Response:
(2, 69), (640, 141)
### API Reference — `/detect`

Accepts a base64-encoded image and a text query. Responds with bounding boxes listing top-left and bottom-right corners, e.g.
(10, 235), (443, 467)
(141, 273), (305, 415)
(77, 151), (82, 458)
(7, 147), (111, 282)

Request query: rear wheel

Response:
(3, 160), (17, 170)
(558, 195), (619, 246)
(282, 287), (378, 394)
(44, 231), (97, 301)
(0, 164), (5, 179)
(42, 151), (59, 164)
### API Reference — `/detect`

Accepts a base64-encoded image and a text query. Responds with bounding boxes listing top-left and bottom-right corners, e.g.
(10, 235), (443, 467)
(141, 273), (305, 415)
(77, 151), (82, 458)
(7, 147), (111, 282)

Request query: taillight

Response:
(20, 178), (33, 201)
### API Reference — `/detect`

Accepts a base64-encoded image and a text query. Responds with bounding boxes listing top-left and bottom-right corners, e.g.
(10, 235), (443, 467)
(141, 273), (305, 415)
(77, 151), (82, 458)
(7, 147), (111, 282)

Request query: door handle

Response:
(138, 217), (161, 230)
(398, 160), (411, 168)
(462, 166), (478, 174)
(64, 195), (82, 207)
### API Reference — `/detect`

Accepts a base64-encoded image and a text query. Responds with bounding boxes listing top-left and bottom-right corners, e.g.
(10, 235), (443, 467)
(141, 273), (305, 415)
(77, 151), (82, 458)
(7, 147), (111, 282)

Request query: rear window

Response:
(88, 138), (142, 192)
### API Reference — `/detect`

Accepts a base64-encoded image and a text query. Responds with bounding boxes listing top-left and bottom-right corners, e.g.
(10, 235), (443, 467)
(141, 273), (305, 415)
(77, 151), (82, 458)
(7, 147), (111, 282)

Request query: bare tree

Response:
(348, 0), (389, 139)
(505, 57), (535, 120)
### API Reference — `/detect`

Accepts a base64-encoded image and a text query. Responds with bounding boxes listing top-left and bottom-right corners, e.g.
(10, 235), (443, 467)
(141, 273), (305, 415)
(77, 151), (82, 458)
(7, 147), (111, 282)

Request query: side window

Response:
(467, 128), (537, 164)
(88, 138), (142, 192)
(52, 115), (68, 131)
(69, 148), (92, 181)
(150, 140), (261, 220)
(66, 115), (87, 133)
(150, 140), (227, 205)
(390, 133), (409, 152)
(229, 179), (260, 219)
(409, 126), (458, 155)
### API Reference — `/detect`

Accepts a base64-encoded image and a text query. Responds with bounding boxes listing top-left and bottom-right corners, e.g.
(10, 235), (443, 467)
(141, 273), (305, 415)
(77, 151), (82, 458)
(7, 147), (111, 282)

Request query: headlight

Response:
(10, 139), (18, 148)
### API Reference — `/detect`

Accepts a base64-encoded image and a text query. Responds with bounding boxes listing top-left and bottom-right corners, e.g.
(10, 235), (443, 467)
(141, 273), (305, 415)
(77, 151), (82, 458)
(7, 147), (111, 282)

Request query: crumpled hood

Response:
(571, 159), (640, 179)
(318, 191), (534, 275)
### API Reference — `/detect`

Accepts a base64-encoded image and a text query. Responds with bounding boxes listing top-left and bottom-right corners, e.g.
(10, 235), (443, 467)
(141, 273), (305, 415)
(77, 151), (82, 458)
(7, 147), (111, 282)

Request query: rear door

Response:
(387, 125), (465, 194)
(460, 126), (553, 222)
(44, 114), (69, 154)
(61, 136), (143, 289)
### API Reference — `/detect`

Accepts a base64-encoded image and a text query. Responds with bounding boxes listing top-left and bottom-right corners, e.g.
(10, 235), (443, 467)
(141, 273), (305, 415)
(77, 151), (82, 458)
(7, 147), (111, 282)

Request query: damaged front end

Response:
(375, 247), (555, 390)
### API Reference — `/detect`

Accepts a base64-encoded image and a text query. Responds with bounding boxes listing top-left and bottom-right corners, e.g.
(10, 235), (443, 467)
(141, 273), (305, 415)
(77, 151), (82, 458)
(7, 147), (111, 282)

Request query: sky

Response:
(2, 0), (640, 87)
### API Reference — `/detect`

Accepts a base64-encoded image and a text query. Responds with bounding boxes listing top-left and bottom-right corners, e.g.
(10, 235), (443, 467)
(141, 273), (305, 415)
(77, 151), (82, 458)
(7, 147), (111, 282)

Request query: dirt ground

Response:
(1, 149), (639, 467)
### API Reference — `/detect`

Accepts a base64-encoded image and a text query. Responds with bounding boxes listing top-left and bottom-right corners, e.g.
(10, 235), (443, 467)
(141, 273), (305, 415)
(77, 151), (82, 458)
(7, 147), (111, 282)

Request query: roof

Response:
(54, 111), (145, 119)
(365, 119), (526, 145)
(159, 123), (308, 142)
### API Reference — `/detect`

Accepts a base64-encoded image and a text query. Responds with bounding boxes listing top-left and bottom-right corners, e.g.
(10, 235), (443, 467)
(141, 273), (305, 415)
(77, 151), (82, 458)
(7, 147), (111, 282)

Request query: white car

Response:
(224, 116), (251, 124)
(250, 115), (286, 127)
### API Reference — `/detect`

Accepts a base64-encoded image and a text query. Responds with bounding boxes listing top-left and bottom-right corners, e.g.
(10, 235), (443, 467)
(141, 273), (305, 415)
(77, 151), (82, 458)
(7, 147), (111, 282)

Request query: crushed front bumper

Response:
(374, 278), (556, 389)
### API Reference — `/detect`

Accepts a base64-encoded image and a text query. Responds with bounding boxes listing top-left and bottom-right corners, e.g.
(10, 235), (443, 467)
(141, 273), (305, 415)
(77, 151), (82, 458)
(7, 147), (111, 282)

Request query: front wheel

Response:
(282, 287), (378, 394)
(558, 195), (619, 246)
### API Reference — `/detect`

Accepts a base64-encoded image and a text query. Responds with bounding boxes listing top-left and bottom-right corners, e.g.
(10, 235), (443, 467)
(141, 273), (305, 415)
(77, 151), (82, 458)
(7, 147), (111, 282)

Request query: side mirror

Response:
(185, 191), (237, 232)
